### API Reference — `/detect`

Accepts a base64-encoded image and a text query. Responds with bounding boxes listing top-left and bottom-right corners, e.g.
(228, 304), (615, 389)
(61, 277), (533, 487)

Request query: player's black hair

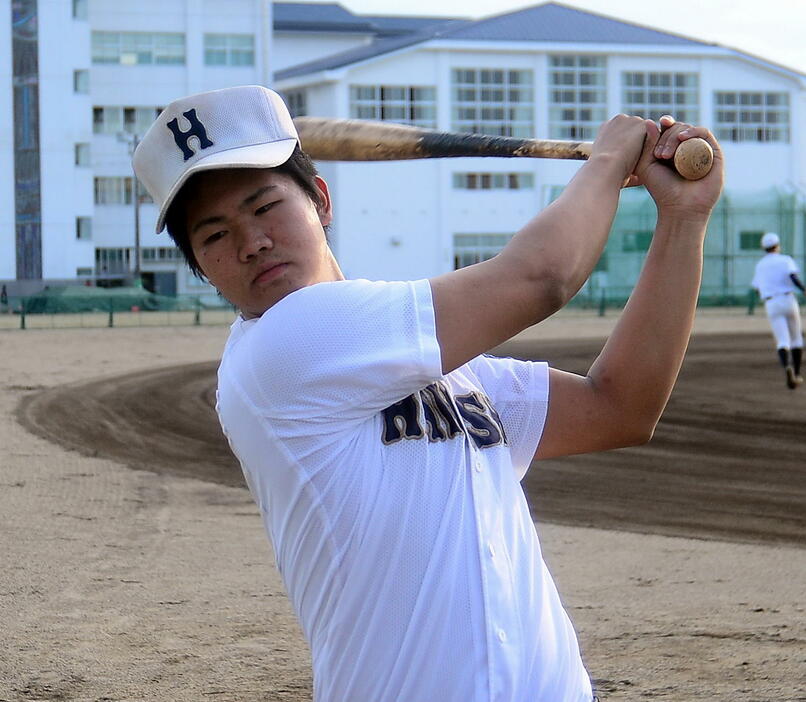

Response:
(164, 146), (326, 279)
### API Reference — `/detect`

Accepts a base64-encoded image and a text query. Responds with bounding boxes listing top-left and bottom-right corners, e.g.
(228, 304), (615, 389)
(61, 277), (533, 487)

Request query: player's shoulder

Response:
(271, 278), (423, 311)
(224, 277), (431, 361)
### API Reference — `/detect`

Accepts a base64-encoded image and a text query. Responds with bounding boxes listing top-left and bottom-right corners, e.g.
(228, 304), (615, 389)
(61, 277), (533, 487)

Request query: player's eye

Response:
(255, 201), (278, 216)
(203, 231), (226, 245)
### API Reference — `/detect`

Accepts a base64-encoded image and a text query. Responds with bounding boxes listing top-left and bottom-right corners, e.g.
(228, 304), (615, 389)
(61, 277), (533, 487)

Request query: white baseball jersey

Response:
(752, 252), (800, 300)
(215, 278), (593, 702)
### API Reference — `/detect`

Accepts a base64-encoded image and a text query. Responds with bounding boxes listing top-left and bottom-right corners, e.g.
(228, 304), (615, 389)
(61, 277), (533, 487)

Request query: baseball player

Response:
(133, 85), (723, 702)
(751, 232), (805, 389)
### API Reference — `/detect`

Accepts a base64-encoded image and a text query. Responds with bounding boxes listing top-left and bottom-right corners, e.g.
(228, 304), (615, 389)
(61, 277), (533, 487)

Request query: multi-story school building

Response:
(2, 0), (804, 302)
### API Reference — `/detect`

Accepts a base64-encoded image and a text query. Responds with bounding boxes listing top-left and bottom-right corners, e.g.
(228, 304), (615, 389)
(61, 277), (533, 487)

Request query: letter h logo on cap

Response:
(166, 108), (214, 161)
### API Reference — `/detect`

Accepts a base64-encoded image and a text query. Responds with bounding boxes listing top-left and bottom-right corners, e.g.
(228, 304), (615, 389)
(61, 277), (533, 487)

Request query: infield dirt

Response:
(2, 310), (804, 701)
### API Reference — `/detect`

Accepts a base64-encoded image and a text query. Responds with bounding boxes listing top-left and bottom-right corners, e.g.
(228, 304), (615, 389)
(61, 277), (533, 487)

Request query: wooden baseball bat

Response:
(294, 116), (714, 181)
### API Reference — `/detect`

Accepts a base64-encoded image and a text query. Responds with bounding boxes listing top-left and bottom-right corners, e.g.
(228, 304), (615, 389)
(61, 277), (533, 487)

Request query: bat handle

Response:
(672, 137), (713, 180)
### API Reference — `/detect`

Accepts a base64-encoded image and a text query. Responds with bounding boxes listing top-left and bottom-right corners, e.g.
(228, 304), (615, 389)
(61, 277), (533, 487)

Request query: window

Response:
(452, 69), (533, 137)
(453, 233), (514, 269)
(740, 230), (764, 250)
(92, 32), (185, 65)
(622, 231), (653, 252)
(549, 55), (607, 139)
(95, 248), (131, 275)
(350, 85), (436, 128)
(204, 34), (255, 66)
(73, 69), (89, 94)
(94, 177), (134, 205)
(284, 90), (307, 118)
(77, 267), (93, 277)
(72, 0), (88, 20)
(141, 247), (183, 261)
(76, 217), (92, 241)
(715, 92), (790, 142)
(93, 106), (160, 135)
(452, 172), (534, 190)
(75, 143), (91, 167)
(94, 177), (153, 205)
(622, 71), (698, 123)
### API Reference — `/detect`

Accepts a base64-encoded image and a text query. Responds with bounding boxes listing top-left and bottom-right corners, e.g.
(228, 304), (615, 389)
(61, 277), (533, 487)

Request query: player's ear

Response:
(313, 176), (333, 227)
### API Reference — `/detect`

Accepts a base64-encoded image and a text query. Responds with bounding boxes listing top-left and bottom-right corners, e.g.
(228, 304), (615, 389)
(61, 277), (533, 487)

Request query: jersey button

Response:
(497, 629), (507, 643)
(488, 543), (496, 558)
(474, 460), (483, 473)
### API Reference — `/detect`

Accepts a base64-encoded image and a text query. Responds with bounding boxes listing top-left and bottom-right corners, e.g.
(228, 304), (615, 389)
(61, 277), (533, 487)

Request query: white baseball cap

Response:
(761, 232), (780, 249)
(133, 85), (299, 234)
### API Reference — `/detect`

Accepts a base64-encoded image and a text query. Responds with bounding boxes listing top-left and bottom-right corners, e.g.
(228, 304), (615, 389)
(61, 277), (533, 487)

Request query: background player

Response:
(751, 231), (805, 388)
(133, 85), (723, 702)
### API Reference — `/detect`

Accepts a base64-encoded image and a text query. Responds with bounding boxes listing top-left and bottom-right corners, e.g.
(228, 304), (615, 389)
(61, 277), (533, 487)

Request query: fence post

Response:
(194, 297), (201, 326)
(108, 298), (114, 328)
(598, 289), (606, 317)
(747, 288), (756, 315)
(20, 298), (26, 330)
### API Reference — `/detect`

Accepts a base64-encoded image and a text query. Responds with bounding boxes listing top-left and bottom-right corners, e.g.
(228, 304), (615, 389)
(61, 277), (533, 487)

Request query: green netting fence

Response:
(563, 186), (806, 314)
(0, 286), (235, 330)
(2, 186), (804, 327)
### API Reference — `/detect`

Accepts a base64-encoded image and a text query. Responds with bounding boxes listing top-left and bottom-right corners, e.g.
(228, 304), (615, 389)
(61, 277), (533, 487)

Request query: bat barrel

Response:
(294, 116), (712, 180)
(294, 117), (592, 162)
(417, 132), (592, 161)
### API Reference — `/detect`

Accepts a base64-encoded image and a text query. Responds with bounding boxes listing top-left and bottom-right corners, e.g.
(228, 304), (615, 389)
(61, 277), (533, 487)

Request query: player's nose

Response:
(238, 224), (274, 261)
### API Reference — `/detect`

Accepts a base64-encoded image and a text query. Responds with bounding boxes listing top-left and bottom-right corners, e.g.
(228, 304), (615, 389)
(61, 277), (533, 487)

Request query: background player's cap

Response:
(133, 85), (299, 234)
(761, 232), (780, 249)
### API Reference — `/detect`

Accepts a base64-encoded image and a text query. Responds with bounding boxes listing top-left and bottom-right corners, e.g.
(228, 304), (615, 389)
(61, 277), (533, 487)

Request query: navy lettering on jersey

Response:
(381, 392), (425, 444)
(166, 108), (214, 161)
(421, 381), (464, 441)
(381, 382), (507, 449)
(455, 392), (507, 449)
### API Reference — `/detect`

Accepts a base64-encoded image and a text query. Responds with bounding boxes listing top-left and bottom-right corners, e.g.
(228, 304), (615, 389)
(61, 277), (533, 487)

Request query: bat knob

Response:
(673, 137), (714, 181)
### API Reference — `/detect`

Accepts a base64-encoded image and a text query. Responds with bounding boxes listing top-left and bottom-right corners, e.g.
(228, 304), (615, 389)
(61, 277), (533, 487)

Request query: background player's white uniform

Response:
(752, 252), (803, 352)
(216, 278), (593, 702)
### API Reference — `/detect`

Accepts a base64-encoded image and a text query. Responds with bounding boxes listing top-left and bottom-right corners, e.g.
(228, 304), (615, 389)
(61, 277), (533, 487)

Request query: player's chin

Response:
(245, 281), (303, 317)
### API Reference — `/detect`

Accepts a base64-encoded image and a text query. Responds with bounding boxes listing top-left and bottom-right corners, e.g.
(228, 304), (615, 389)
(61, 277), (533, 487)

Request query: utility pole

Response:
(118, 132), (142, 287)
(132, 134), (141, 287)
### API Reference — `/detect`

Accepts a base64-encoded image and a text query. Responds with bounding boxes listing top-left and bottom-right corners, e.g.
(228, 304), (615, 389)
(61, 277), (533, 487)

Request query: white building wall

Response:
(5, 3), (806, 292)
(0, 0), (14, 280)
(86, 0), (271, 297)
(38, 0), (95, 279)
(703, 56), (801, 190)
(288, 43), (806, 282)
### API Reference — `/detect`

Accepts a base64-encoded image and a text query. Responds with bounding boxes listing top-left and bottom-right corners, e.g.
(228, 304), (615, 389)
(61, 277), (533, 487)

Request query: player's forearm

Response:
(587, 212), (707, 441)
(497, 155), (626, 322)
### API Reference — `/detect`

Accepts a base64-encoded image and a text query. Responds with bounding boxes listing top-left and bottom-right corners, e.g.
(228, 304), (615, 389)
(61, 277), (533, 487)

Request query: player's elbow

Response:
(595, 389), (661, 449)
(622, 419), (657, 448)
(524, 269), (576, 322)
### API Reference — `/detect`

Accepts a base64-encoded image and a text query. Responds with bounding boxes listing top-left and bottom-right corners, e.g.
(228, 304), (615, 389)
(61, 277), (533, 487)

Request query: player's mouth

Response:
(252, 261), (289, 285)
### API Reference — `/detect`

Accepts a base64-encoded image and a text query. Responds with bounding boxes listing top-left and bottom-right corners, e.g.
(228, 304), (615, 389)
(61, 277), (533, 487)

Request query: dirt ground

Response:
(2, 310), (805, 701)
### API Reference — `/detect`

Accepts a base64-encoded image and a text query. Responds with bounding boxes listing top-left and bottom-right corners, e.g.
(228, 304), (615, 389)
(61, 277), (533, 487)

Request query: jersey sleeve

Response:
(228, 279), (443, 423)
(467, 354), (550, 480)
(751, 261), (761, 290)
(786, 255), (800, 275)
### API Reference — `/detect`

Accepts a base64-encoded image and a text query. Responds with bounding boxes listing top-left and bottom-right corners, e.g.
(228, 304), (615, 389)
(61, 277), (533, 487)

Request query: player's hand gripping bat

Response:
(294, 116), (714, 181)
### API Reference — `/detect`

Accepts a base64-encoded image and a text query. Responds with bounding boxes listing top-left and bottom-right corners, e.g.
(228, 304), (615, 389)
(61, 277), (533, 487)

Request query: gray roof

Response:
(361, 15), (470, 37)
(274, 2), (376, 33)
(276, 33), (429, 80)
(441, 2), (708, 45)
(276, 1), (803, 81)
